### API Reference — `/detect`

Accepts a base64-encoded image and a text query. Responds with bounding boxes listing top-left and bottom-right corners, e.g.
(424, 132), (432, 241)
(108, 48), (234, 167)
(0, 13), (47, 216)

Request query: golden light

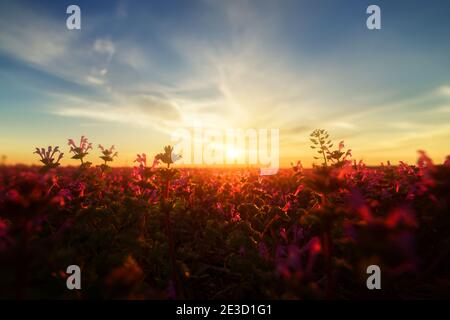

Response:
(226, 147), (242, 161)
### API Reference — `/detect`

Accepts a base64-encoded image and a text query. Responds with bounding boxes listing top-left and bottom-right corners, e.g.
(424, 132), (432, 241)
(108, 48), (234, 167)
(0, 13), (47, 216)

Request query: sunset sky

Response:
(1, 0), (450, 167)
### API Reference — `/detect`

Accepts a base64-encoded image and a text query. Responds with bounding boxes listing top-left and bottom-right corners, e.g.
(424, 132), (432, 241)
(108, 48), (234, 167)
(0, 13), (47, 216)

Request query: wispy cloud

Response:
(93, 38), (115, 61)
(438, 85), (450, 97)
(0, 3), (74, 66)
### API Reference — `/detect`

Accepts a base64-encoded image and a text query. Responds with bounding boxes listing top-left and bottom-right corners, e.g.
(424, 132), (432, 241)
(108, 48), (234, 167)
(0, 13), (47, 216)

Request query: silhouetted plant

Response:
(33, 146), (63, 172)
(155, 145), (181, 169)
(310, 129), (351, 167)
(155, 145), (183, 298)
(308, 129), (353, 298)
(68, 136), (92, 169)
(310, 129), (332, 166)
(328, 140), (352, 166)
(98, 144), (118, 172)
(133, 153), (159, 194)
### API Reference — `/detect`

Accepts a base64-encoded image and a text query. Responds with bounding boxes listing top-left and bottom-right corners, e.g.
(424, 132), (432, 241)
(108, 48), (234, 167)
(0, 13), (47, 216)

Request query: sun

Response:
(226, 147), (242, 161)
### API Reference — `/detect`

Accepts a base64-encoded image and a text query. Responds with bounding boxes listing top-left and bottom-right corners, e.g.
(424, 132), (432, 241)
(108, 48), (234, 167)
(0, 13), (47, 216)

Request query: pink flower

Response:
(279, 228), (288, 242)
(34, 146), (63, 169)
(444, 155), (450, 167)
(386, 207), (417, 229)
(282, 201), (291, 212)
(134, 153), (147, 167)
(231, 212), (241, 222)
(417, 150), (434, 171)
(67, 136), (93, 165)
(294, 184), (304, 196)
(309, 237), (322, 254)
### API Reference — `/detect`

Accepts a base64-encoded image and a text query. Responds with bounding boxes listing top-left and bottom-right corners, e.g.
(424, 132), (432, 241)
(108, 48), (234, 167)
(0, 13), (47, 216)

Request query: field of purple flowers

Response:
(0, 131), (449, 299)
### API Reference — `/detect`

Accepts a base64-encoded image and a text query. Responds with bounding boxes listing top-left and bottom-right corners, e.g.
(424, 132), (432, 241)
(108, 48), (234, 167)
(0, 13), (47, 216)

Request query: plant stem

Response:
(163, 174), (184, 299)
(323, 222), (333, 299)
(319, 137), (328, 167)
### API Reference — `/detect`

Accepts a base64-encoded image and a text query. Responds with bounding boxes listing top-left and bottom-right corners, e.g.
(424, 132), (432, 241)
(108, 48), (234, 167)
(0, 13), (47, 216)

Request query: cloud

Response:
(433, 106), (450, 114)
(388, 121), (417, 130)
(163, 1), (317, 131)
(330, 122), (356, 130)
(131, 94), (180, 120)
(0, 3), (74, 66)
(0, 1), (317, 137)
(0, 3), (108, 92)
(94, 38), (115, 60)
(116, 46), (148, 70)
(86, 76), (105, 86)
(438, 85), (450, 97)
(51, 91), (182, 134)
(116, 0), (128, 19)
(0, 4), (122, 93)
(54, 106), (151, 127)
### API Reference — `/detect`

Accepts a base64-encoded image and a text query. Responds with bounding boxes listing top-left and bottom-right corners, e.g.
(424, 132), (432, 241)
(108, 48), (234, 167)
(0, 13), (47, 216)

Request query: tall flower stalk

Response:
(308, 129), (353, 298)
(98, 144), (118, 173)
(33, 146), (64, 172)
(68, 136), (92, 169)
(156, 145), (183, 298)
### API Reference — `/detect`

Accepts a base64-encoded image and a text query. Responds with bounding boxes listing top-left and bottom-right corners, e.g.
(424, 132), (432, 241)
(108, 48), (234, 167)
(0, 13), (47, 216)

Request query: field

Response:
(0, 137), (450, 299)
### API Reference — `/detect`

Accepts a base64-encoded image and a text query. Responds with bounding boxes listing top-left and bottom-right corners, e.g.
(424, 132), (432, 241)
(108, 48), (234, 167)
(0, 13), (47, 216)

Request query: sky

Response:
(0, 0), (450, 167)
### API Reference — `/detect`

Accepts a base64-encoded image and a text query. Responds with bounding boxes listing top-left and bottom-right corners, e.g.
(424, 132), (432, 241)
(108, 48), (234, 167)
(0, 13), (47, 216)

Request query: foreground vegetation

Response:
(0, 131), (449, 299)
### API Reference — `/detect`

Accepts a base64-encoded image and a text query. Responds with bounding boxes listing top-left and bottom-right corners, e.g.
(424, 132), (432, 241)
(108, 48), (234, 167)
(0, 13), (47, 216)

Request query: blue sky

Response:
(1, 0), (450, 166)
